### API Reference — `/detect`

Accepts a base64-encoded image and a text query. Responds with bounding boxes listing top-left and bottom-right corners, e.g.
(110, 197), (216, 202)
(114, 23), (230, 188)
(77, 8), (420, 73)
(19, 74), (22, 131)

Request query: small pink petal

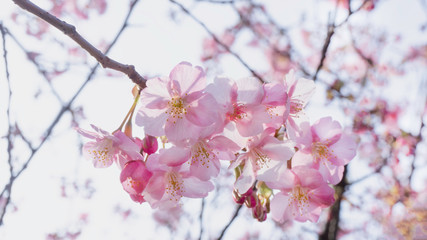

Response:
(169, 62), (206, 95)
(182, 177), (214, 198)
(159, 147), (190, 167)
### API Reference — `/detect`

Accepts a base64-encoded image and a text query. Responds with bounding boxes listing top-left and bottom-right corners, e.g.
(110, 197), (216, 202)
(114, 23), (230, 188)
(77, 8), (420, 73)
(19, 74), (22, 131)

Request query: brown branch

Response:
(169, 0), (265, 83)
(12, 0), (146, 89)
(313, 0), (372, 81)
(0, 1), (141, 226)
(0, 22), (14, 227)
(198, 198), (205, 240)
(319, 166), (348, 240)
(217, 204), (242, 240)
(313, 20), (335, 81)
(4, 25), (64, 103)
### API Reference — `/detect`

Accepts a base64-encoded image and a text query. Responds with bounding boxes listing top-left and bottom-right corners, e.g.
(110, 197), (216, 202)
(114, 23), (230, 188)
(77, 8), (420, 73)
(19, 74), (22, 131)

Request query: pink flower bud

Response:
(232, 189), (245, 204)
(252, 205), (267, 222)
(120, 160), (153, 203)
(244, 194), (257, 208)
(142, 135), (158, 155)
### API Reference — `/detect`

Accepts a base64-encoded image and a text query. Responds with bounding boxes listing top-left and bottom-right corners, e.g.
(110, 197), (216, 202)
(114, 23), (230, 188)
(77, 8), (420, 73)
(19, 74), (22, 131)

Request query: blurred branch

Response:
(313, 17), (335, 81)
(217, 204), (242, 240)
(169, 0), (265, 83)
(4, 26), (64, 103)
(319, 166), (348, 240)
(12, 0), (147, 89)
(198, 198), (205, 240)
(313, 0), (372, 81)
(0, 0), (141, 226)
(0, 22), (14, 227)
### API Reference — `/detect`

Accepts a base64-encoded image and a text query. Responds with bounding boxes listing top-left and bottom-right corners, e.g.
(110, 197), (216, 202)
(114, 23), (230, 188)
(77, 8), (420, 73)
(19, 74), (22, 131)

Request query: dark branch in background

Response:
(12, 0), (146, 89)
(0, 0), (141, 226)
(5, 26), (64, 103)
(169, 0), (265, 83)
(0, 22), (14, 227)
(312, 0), (371, 81)
(319, 167), (348, 240)
(313, 19), (335, 81)
(198, 198), (205, 240)
(216, 204), (242, 240)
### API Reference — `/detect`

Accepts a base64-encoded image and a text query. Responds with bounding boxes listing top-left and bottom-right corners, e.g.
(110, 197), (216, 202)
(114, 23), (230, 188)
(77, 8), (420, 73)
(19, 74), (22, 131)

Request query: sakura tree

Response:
(1, 0), (426, 239)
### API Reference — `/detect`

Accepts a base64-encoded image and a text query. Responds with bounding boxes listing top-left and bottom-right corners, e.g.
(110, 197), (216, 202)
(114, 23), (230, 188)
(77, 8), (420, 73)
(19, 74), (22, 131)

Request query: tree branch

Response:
(169, 0), (265, 83)
(12, 0), (146, 89)
(217, 204), (242, 240)
(319, 166), (348, 240)
(0, 0), (142, 226)
(0, 22), (14, 227)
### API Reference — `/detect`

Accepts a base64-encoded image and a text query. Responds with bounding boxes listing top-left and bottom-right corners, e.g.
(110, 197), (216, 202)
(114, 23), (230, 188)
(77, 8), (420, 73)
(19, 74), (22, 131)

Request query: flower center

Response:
(88, 139), (113, 167)
(165, 172), (184, 202)
(166, 96), (188, 123)
(252, 148), (271, 169)
(190, 142), (213, 168)
(312, 141), (333, 164)
(289, 186), (311, 216)
(227, 103), (247, 121)
(290, 100), (303, 115)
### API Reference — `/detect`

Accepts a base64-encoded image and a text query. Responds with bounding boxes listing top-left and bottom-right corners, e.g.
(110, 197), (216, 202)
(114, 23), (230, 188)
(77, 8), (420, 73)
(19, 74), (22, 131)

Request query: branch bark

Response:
(319, 166), (348, 240)
(12, 0), (147, 89)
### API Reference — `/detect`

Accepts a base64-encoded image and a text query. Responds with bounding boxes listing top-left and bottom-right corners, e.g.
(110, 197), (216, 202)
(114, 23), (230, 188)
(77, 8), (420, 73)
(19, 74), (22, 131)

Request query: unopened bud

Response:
(142, 134), (158, 155)
(244, 194), (257, 208)
(252, 203), (267, 222)
(232, 189), (245, 204)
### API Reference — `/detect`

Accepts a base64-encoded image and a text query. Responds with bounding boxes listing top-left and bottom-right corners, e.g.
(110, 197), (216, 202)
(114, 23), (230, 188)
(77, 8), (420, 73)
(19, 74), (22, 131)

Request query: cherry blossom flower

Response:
(261, 166), (335, 223)
(292, 117), (357, 184)
(181, 134), (240, 181)
(282, 70), (316, 137)
(261, 81), (288, 129)
(76, 124), (142, 168)
(140, 134), (158, 155)
(143, 148), (215, 209)
(230, 128), (295, 194)
(120, 160), (153, 203)
(136, 62), (220, 143)
(206, 76), (270, 145)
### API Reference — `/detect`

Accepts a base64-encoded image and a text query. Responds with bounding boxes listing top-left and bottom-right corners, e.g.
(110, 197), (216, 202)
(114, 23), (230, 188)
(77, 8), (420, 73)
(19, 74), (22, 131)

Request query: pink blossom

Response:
(140, 134), (158, 155)
(207, 76), (270, 143)
(76, 125), (142, 168)
(136, 62), (221, 143)
(143, 148), (214, 209)
(261, 166), (335, 223)
(230, 128), (295, 194)
(292, 117), (357, 184)
(120, 160), (152, 203)
(282, 70), (316, 138)
(261, 81), (288, 128)
(201, 30), (235, 62)
(181, 134), (240, 181)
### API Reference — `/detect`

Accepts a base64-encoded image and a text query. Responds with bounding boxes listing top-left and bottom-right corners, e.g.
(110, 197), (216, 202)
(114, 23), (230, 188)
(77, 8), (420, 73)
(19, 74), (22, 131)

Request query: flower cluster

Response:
(77, 62), (357, 223)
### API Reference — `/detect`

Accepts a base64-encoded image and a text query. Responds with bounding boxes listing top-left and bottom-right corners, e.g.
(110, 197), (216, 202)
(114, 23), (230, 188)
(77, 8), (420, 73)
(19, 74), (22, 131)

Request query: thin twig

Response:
(198, 198), (205, 240)
(0, 0), (141, 226)
(318, 166), (348, 240)
(169, 0), (265, 83)
(12, 0), (146, 89)
(313, 18), (335, 81)
(313, 0), (371, 81)
(0, 22), (14, 227)
(4, 26), (64, 103)
(217, 204), (242, 240)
